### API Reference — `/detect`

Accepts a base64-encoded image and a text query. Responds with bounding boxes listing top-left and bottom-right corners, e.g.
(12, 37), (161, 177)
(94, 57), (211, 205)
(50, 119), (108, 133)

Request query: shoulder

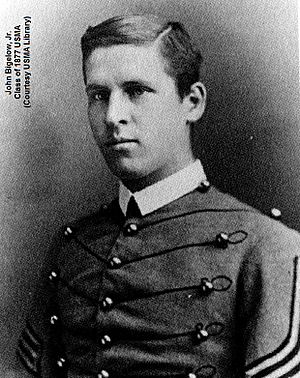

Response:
(60, 198), (121, 239)
(184, 186), (300, 268)
(202, 186), (300, 245)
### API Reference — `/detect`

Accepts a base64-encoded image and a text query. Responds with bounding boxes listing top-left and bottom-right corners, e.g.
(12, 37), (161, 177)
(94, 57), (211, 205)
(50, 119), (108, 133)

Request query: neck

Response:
(122, 156), (196, 193)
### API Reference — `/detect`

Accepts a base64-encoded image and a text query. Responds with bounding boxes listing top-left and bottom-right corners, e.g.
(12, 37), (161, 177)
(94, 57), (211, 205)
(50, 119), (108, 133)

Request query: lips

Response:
(105, 138), (138, 147)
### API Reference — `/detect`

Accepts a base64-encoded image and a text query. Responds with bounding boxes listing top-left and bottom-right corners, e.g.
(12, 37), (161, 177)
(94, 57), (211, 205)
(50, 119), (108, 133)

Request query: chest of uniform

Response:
(56, 212), (250, 344)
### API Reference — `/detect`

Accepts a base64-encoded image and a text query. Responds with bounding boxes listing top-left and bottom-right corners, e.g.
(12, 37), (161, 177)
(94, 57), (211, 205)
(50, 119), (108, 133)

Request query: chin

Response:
(105, 158), (149, 181)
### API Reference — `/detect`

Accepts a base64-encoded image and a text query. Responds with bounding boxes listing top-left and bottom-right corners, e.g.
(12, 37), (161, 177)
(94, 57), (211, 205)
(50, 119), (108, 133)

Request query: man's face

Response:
(85, 43), (193, 185)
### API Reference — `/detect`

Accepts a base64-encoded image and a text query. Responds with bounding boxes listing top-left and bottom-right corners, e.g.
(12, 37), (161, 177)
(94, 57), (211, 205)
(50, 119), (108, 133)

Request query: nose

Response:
(106, 91), (129, 127)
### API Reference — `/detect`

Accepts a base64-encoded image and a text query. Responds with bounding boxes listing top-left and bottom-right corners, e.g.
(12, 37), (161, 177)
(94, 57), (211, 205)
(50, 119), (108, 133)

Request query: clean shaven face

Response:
(85, 42), (194, 186)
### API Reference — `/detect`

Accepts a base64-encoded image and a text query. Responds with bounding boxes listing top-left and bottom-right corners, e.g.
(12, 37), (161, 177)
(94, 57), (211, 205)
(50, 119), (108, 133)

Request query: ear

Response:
(183, 82), (207, 123)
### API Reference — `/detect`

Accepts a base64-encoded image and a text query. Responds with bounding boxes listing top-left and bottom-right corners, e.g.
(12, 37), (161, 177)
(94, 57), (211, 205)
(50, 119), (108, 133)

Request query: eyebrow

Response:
(123, 80), (155, 88)
(85, 83), (108, 93)
(86, 80), (156, 92)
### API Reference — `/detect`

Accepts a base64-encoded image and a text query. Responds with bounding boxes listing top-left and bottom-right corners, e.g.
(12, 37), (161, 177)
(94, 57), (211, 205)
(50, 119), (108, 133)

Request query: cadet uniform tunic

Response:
(17, 161), (300, 378)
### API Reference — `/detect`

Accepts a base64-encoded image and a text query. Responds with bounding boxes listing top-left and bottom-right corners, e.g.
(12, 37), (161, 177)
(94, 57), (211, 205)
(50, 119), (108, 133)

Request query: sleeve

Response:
(242, 223), (300, 378)
(16, 232), (66, 378)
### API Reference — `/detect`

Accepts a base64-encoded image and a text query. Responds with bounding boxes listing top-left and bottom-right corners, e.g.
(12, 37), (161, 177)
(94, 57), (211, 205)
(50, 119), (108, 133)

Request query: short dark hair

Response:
(81, 14), (203, 99)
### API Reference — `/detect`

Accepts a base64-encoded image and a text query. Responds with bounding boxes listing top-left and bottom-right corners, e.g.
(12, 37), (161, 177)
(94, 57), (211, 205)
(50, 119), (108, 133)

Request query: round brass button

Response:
(50, 315), (58, 325)
(271, 208), (281, 219)
(100, 334), (112, 347)
(101, 297), (113, 310)
(215, 232), (229, 248)
(124, 223), (138, 236)
(199, 278), (213, 295)
(49, 271), (58, 282)
(57, 357), (66, 368)
(198, 180), (211, 193)
(196, 329), (209, 341)
(109, 256), (122, 268)
(98, 370), (109, 378)
(64, 226), (73, 237)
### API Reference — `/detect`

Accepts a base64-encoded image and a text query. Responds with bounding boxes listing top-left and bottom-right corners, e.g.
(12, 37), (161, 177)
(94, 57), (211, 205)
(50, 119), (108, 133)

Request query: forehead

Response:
(85, 43), (173, 87)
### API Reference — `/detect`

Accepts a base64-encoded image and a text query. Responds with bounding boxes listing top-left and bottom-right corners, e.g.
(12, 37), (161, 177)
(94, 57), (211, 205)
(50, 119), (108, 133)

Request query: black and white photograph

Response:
(1, 0), (300, 377)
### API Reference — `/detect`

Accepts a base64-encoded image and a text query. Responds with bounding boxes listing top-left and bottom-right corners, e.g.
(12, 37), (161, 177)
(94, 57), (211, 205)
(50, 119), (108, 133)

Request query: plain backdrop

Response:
(0, 0), (299, 375)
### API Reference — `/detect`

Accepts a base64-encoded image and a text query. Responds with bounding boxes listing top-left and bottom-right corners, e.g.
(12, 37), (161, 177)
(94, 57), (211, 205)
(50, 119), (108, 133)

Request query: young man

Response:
(17, 14), (300, 378)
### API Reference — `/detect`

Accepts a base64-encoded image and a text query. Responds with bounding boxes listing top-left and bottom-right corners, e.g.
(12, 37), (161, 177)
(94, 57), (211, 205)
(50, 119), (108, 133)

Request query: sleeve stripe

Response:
(17, 344), (39, 375)
(25, 323), (41, 347)
(23, 330), (39, 351)
(280, 362), (300, 377)
(17, 323), (42, 376)
(18, 338), (39, 360)
(246, 256), (300, 377)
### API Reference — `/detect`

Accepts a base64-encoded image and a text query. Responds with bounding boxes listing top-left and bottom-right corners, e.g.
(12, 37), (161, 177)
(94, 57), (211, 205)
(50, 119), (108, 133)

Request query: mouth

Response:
(105, 138), (138, 147)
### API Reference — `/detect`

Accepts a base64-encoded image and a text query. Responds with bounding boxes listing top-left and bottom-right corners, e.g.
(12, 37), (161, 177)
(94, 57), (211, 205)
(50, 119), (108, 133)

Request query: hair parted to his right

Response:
(81, 14), (203, 99)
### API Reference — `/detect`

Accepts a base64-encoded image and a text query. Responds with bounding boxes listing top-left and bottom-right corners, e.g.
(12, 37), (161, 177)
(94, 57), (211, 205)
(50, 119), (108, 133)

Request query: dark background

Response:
(0, 0), (299, 375)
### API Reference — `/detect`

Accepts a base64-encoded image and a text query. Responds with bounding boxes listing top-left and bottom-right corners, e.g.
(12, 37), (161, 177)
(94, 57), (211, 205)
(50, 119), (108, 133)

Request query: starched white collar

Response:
(119, 159), (207, 216)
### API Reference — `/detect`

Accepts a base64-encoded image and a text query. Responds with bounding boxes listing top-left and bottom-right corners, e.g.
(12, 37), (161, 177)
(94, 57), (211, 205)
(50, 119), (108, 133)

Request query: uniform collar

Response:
(119, 159), (207, 216)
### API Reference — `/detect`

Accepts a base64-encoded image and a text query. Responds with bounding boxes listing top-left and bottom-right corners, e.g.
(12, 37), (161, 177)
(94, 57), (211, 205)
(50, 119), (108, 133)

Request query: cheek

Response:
(141, 103), (183, 139)
(152, 95), (183, 121)
(88, 106), (106, 135)
(87, 108), (108, 150)
(142, 98), (172, 124)
(88, 104), (103, 122)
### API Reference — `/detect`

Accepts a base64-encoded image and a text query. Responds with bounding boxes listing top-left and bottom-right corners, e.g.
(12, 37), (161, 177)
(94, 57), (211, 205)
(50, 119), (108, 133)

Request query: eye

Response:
(94, 91), (109, 102)
(87, 90), (109, 103)
(125, 85), (153, 99)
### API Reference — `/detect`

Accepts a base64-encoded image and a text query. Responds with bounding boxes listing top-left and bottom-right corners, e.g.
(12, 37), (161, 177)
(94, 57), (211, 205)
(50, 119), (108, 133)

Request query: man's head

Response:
(81, 14), (206, 190)
(81, 14), (203, 100)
